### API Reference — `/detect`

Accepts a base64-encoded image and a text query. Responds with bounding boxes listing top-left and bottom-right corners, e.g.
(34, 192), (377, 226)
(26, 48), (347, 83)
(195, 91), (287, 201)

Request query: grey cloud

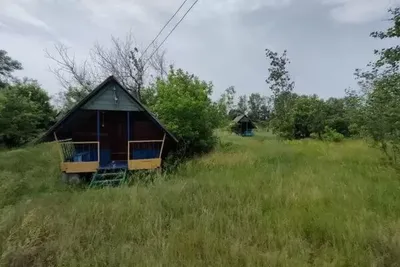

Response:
(0, 0), (397, 100)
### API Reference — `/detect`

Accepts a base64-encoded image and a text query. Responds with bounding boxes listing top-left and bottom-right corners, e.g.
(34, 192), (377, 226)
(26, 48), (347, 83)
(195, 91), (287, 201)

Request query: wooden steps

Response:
(89, 169), (128, 188)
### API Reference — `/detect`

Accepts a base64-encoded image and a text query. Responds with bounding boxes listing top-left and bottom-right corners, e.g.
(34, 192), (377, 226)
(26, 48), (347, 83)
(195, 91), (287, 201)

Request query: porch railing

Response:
(57, 140), (100, 163)
(128, 134), (166, 161)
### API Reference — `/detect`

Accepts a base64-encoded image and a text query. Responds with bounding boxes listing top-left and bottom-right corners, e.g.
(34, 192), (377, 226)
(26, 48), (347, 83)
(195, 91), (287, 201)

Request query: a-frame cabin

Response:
(232, 114), (256, 137)
(38, 76), (178, 184)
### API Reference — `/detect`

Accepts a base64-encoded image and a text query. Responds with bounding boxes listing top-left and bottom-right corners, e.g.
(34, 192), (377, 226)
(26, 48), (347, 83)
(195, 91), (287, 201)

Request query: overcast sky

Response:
(0, 0), (399, 100)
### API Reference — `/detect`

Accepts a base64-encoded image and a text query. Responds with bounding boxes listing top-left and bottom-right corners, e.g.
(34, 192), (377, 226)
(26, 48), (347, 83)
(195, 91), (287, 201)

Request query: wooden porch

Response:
(57, 136), (166, 174)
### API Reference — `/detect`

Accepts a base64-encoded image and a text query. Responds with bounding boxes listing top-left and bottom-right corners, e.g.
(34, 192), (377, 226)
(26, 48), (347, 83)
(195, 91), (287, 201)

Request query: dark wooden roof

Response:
(233, 114), (246, 123)
(233, 114), (257, 128)
(37, 76), (178, 143)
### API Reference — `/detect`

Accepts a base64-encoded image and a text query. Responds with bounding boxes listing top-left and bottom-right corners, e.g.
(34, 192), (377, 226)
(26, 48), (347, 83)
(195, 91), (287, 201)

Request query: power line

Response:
(144, 0), (200, 67)
(141, 0), (190, 58)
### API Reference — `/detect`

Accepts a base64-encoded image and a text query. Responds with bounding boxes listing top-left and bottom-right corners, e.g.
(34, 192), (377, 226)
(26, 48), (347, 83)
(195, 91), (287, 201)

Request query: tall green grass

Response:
(1, 133), (400, 266)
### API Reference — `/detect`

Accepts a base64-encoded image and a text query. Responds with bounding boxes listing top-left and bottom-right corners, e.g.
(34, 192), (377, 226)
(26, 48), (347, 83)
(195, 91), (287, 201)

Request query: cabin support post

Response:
(97, 110), (100, 162)
(97, 110), (100, 141)
(127, 111), (130, 162)
(159, 132), (166, 159)
(127, 111), (130, 141)
(53, 132), (64, 162)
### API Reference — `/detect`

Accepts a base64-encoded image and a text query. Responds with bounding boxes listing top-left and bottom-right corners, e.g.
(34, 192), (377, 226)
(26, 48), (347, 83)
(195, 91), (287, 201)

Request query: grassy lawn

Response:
(1, 131), (400, 266)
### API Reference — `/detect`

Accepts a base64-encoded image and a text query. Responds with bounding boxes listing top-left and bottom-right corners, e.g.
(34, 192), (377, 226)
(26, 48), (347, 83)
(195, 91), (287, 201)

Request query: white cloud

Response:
(0, 2), (51, 31)
(77, 0), (291, 24)
(0, 0), (292, 34)
(77, 0), (150, 26)
(321, 0), (400, 23)
(194, 0), (291, 17)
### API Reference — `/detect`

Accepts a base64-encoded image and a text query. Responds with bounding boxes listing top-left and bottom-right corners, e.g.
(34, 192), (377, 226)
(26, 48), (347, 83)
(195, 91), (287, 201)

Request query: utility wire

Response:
(144, 0), (200, 66)
(141, 0), (190, 58)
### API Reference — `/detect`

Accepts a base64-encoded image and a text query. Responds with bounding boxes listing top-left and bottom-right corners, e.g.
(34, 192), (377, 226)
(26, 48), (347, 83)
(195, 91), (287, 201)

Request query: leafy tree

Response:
(0, 50), (22, 88)
(266, 49), (295, 96)
(365, 74), (400, 162)
(237, 95), (248, 114)
(0, 81), (56, 147)
(223, 86), (236, 112)
(259, 103), (270, 122)
(310, 103), (326, 138)
(151, 68), (219, 155)
(248, 93), (267, 121)
(371, 8), (400, 72)
(324, 98), (350, 136)
(306, 95), (326, 138)
(356, 8), (400, 163)
(289, 94), (325, 139)
(265, 49), (296, 138)
(322, 126), (345, 143)
(343, 88), (364, 136)
(216, 86), (236, 122)
(354, 8), (400, 95)
(263, 47), (362, 140)
(140, 85), (158, 108)
(271, 92), (297, 139)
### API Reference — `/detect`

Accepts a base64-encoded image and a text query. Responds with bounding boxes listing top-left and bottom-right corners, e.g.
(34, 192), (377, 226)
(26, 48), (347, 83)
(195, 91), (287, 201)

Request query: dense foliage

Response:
(147, 68), (220, 155)
(0, 50), (22, 88)
(364, 73), (400, 163)
(255, 7), (400, 166)
(0, 81), (56, 147)
(0, 52), (56, 148)
(263, 48), (358, 140)
(357, 8), (400, 164)
(216, 88), (270, 124)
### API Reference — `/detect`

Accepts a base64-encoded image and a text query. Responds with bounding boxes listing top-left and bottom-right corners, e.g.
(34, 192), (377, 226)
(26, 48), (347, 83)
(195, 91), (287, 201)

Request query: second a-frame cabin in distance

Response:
(38, 76), (178, 184)
(232, 114), (256, 137)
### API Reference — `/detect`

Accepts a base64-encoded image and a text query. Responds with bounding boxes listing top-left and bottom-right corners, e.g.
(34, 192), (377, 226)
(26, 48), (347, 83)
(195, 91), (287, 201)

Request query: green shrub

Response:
(348, 123), (361, 137)
(228, 121), (239, 134)
(149, 68), (219, 156)
(0, 81), (56, 147)
(310, 133), (320, 140)
(256, 121), (269, 129)
(216, 140), (239, 153)
(322, 127), (345, 142)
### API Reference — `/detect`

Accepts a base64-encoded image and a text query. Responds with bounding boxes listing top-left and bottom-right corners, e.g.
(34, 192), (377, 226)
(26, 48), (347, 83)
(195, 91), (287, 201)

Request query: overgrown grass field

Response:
(1, 131), (400, 266)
